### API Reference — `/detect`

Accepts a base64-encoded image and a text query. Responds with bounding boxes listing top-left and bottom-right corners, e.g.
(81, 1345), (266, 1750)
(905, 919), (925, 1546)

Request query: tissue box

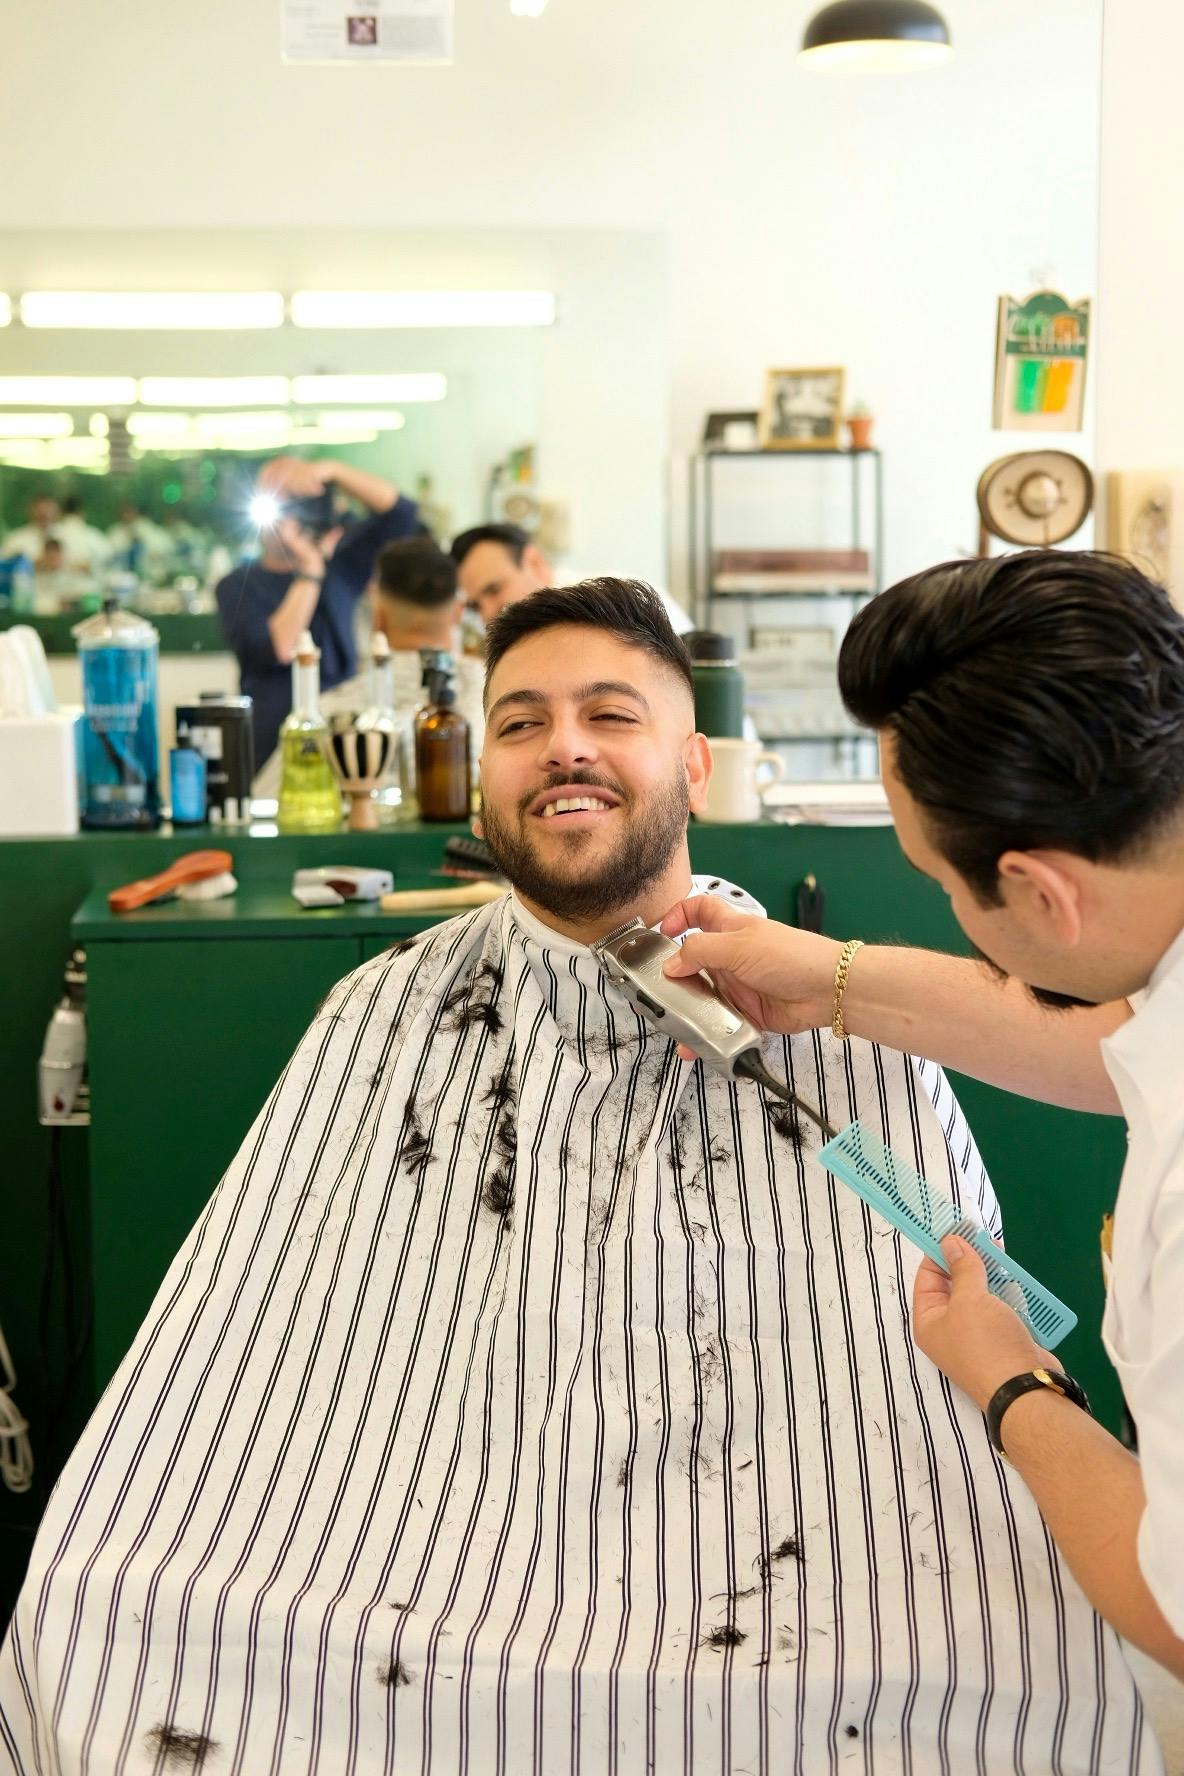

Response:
(0, 710), (81, 835)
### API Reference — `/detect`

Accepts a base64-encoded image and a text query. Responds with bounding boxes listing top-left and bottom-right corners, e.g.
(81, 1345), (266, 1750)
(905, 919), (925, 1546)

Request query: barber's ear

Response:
(522, 543), (550, 584)
(997, 850), (1083, 945)
(685, 732), (712, 816)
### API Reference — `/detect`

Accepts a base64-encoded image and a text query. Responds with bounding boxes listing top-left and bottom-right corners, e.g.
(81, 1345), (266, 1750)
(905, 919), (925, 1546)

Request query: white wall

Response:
(1096, 0), (1184, 484)
(0, 0), (1101, 593)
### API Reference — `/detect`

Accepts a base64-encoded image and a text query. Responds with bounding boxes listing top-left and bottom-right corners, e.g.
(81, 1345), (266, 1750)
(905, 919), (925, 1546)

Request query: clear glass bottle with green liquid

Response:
(277, 630), (342, 833)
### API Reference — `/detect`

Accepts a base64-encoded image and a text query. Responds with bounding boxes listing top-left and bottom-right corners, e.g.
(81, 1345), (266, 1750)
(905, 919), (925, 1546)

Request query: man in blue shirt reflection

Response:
(216, 455), (420, 770)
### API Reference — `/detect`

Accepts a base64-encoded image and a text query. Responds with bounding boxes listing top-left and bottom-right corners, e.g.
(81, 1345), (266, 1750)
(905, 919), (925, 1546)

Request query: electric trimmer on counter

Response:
(591, 917), (1076, 1348)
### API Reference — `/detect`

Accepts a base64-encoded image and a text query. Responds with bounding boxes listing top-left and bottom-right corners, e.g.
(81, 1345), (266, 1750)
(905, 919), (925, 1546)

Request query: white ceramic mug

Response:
(703, 738), (785, 822)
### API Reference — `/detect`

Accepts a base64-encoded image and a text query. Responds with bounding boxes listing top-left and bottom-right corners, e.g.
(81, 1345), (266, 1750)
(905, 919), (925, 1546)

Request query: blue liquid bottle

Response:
(73, 598), (161, 829)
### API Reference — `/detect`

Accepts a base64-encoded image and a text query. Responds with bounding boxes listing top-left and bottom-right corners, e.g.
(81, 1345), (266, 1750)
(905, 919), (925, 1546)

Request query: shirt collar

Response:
(508, 877), (767, 957)
(1148, 919), (1184, 993)
(1101, 919), (1184, 1125)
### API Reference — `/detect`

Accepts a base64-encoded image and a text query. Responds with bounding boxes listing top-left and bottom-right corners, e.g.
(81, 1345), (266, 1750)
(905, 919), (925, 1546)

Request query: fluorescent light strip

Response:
(291, 373), (446, 404)
(291, 425), (379, 447)
(0, 412), (74, 439)
(291, 290), (555, 329)
(126, 413), (194, 438)
(0, 376), (138, 407)
(0, 438), (108, 468)
(19, 291), (285, 330)
(194, 410), (290, 436)
(0, 295), (11, 327)
(315, 409), (405, 432)
(138, 375), (291, 406)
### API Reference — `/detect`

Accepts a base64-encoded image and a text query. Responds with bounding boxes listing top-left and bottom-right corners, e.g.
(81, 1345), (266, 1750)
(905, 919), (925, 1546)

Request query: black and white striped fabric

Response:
(0, 883), (1158, 1775)
(327, 720), (396, 787)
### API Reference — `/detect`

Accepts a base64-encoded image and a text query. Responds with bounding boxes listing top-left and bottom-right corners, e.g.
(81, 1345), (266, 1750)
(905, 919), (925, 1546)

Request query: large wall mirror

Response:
(0, 227), (669, 598)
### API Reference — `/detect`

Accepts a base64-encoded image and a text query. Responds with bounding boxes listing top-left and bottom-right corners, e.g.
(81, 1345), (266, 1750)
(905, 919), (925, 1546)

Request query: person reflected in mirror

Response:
(216, 454), (420, 773)
(252, 535), (485, 796)
(106, 498), (171, 579)
(451, 520), (694, 636)
(1, 492), (64, 570)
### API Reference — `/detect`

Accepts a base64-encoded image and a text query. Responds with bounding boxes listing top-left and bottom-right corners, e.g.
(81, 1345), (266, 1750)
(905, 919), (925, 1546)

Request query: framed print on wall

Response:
(993, 291), (1090, 432)
(758, 367), (846, 450)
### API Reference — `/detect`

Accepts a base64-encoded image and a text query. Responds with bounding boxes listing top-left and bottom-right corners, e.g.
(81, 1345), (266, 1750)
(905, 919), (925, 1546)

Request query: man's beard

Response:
(480, 768), (689, 924)
(970, 944), (1096, 1011)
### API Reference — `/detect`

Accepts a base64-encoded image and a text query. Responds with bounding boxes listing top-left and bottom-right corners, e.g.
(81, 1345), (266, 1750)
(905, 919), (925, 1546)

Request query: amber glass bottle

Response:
(415, 682), (471, 821)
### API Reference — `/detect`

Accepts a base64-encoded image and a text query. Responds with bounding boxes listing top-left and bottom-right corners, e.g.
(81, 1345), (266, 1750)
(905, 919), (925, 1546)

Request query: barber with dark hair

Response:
(660, 549), (1184, 1679)
(216, 455), (419, 769)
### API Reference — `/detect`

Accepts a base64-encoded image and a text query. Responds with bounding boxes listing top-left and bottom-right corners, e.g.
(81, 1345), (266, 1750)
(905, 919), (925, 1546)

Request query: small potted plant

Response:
(846, 402), (875, 452)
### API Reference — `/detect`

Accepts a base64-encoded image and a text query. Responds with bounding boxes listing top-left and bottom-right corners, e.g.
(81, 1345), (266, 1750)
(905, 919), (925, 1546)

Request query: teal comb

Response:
(817, 1120), (1077, 1348)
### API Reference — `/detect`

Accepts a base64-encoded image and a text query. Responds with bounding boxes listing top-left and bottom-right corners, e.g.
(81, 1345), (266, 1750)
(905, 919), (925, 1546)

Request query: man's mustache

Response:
(516, 770), (628, 818)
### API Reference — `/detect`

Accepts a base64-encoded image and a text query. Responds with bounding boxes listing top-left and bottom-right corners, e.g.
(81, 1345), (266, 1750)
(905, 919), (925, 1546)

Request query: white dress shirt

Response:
(1100, 921), (1184, 1637)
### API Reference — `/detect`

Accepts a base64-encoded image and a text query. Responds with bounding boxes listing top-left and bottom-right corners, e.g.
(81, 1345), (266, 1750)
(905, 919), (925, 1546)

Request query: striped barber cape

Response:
(0, 881), (1159, 1775)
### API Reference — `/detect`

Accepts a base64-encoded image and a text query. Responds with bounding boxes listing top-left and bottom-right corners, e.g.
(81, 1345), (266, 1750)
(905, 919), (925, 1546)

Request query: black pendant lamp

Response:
(799, 0), (953, 70)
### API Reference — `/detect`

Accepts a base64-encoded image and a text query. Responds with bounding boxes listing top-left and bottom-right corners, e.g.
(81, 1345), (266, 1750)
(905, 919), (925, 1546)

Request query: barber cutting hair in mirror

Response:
(661, 549), (1184, 1680)
(216, 454), (421, 773)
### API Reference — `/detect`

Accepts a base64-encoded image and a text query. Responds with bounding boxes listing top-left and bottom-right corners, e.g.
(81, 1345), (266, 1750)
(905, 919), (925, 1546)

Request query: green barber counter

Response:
(0, 607), (226, 655)
(0, 818), (1130, 1623)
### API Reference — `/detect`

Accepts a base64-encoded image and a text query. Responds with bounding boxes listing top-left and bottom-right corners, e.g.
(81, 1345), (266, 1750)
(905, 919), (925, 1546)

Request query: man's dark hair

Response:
(838, 549), (1184, 903)
(450, 522), (530, 569)
(483, 577), (694, 701)
(374, 536), (458, 609)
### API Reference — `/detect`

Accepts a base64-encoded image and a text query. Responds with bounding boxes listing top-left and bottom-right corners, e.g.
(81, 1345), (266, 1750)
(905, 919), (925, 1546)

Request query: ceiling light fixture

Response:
(125, 413), (197, 440)
(799, 0), (952, 70)
(291, 291), (555, 328)
(19, 291), (285, 330)
(0, 376), (138, 407)
(314, 409), (405, 432)
(0, 438), (108, 469)
(290, 425), (380, 447)
(510, 0), (549, 15)
(137, 375), (291, 407)
(291, 373), (446, 404)
(193, 410), (291, 437)
(0, 413), (74, 439)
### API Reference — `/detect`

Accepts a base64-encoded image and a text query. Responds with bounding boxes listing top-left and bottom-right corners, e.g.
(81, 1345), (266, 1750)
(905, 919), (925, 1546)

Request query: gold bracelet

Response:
(831, 938), (864, 1042)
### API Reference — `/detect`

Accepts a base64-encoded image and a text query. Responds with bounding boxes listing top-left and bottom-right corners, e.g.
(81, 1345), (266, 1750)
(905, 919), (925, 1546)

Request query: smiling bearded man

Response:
(0, 581), (1158, 1775)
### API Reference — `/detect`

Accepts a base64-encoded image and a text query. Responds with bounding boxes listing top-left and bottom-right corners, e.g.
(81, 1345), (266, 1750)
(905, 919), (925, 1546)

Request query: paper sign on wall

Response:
(281, 0), (453, 64)
(992, 290), (1090, 433)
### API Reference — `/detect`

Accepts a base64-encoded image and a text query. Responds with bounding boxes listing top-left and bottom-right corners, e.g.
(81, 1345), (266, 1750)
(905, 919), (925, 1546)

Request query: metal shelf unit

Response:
(688, 448), (883, 769)
(689, 447), (884, 632)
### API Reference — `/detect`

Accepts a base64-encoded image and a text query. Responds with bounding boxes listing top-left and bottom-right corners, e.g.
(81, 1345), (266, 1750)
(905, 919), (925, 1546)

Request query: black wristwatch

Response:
(986, 1366), (1092, 1461)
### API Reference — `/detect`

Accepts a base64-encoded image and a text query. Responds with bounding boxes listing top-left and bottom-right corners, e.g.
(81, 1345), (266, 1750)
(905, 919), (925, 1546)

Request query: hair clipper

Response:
(591, 916), (836, 1138)
(591, 917), (762, 1069)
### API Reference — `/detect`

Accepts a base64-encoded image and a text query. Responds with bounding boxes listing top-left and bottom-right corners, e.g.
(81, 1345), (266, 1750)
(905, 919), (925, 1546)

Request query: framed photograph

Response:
(759, 367), (845, 451)
(702, 409), (759, 452)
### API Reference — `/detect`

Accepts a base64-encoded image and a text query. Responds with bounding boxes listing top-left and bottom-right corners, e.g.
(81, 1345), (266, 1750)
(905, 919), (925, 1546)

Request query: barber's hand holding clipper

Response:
(660, 895), (843, 1046)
